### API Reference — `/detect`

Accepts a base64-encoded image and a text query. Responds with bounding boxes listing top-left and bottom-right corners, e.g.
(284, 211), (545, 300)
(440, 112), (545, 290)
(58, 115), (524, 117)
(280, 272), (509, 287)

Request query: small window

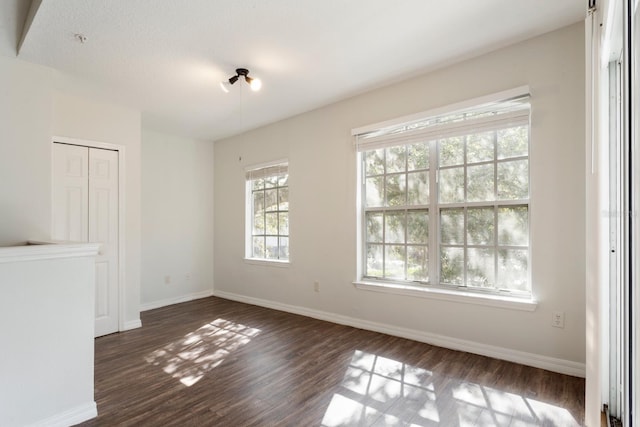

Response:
(355, 92), (530, 296)
(245, 161), (289, 262)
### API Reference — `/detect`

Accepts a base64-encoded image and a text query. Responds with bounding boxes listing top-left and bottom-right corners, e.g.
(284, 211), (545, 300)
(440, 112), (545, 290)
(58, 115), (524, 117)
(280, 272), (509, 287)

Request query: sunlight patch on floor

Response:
(145, 318), (260, 387)
(321, 350), (580, 427)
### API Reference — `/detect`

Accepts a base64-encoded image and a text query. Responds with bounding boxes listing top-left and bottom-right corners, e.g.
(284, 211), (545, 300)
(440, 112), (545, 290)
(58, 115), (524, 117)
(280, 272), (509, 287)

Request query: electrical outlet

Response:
(314, 281), (320, 292)
(164, 275), (171, 285)
(552, 311), (565, 328)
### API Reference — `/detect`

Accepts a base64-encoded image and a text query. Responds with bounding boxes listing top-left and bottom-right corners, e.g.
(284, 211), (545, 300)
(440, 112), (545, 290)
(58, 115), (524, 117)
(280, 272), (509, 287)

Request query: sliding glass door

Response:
(604, 1), (638, 424)
(630, 0), (639, 423)
(608, 59), (624, 420)
(615, 0), (639, 424)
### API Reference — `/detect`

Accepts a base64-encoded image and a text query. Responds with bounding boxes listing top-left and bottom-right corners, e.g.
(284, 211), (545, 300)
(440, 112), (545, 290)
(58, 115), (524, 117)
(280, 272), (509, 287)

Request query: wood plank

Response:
(75, 297), (585, 426)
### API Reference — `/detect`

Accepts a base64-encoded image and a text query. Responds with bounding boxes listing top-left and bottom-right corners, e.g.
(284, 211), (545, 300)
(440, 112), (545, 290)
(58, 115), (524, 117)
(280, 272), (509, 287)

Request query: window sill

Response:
(244, 258), (290, 268)
(353, 280), (537, 312)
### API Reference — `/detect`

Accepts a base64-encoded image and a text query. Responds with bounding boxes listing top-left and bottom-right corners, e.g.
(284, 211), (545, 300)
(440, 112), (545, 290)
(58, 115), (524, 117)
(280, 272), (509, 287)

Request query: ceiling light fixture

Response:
(74, 33), (87, 44)
(221, 68), (262, 92)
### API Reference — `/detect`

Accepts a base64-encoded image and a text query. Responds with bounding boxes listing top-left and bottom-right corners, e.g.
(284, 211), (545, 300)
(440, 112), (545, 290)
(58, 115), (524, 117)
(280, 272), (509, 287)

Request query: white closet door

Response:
(52, 144), (89, 242)
(52, 143), (119, 337)
(89, 148), (119, 337)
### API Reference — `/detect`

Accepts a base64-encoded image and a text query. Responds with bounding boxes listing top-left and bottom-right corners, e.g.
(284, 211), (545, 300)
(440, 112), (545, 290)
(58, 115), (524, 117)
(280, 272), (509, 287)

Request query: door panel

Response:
(52, 144), (88, 242)
(52, 143), (119, 337)
(89, 148), (119, 337)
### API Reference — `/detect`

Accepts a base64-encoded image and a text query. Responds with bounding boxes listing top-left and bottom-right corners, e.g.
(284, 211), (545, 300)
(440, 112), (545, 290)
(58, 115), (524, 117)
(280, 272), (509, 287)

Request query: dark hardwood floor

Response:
(76, 297), (584, 426)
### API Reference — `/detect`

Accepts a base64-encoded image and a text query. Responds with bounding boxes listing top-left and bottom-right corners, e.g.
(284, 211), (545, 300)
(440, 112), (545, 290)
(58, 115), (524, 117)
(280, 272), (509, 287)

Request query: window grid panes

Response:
(248, 165), (289, 261)
(361, 116), (530, 295)
(438, 126), (529, 292)
(363, 144), (430, 282)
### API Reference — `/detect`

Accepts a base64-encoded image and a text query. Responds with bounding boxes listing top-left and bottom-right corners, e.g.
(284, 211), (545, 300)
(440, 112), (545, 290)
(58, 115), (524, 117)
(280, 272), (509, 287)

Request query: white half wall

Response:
(214, 23), (586, 368)
(0, 243), (99, 427)
(141, 128), (214, 309)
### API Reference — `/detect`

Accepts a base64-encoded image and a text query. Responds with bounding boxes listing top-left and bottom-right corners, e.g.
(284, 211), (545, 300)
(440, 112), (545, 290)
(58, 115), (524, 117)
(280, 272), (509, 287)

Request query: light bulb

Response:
(219, 81), (230, 93)
(250, 78), (262, 91)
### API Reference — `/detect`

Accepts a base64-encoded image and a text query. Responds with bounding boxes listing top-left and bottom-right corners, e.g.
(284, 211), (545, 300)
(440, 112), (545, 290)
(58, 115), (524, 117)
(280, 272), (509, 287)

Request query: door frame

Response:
(52, 136), (127, 333)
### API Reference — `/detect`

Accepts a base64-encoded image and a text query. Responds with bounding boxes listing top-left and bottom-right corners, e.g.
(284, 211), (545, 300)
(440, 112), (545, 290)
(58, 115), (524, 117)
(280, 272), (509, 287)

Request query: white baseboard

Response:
(27, 401), (96, 427)
(213, 290), (586, 378)
(123, 319), (142, 331)
(141, 289), (214, 312)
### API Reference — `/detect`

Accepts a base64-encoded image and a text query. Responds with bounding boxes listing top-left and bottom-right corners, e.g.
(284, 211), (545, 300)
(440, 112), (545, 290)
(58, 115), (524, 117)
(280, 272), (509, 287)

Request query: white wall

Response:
(52, 91), (142, 329)
(141, 128), (214, 309)
(214, 23), (586, 370)
(0, 55), (53, 245)
(0, 55), (143, 328)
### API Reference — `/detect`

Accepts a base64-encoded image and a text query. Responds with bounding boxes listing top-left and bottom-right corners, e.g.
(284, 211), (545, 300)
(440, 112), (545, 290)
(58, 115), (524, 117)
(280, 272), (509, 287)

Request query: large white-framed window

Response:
(245, 160), (289, 263)
(354, 88), (531, 299)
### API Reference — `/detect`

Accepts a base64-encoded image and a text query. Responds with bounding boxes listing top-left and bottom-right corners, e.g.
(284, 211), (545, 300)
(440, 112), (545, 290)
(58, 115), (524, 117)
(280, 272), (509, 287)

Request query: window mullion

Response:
(404, 149), (408, 281)
(275, 187), (280, 259)
(382, 148), (387, 278)
(429, 139), (439, 284)
(493, 130), (499, 201)
(262, 188), (267, 258)
(493, 131), (499, 286)
(494, 206), (499, 287)
(463, 135), (468, 287)
(403, 209), (408, 281)
(361, 153), (367, 277)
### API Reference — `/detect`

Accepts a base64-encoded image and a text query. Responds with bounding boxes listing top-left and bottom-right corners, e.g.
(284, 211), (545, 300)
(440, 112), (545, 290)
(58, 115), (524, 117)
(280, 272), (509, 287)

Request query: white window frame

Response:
(244, 159), (290, 265)
(353, 87), (537, 311)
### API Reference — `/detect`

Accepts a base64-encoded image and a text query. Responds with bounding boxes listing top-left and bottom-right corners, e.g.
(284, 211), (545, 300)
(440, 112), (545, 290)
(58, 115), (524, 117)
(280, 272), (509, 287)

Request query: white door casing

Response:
(52, 142), (120, 337)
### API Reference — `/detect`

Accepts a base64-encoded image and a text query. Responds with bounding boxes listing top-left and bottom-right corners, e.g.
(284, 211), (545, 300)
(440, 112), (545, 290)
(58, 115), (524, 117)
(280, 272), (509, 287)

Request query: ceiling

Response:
(3, 0), (585, 141)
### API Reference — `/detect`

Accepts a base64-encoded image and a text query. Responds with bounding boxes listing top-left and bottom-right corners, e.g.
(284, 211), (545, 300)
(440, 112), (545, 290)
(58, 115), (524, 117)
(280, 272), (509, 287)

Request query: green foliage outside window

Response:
(250, 171), (289, 260)
(362, 123), (530, 293)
